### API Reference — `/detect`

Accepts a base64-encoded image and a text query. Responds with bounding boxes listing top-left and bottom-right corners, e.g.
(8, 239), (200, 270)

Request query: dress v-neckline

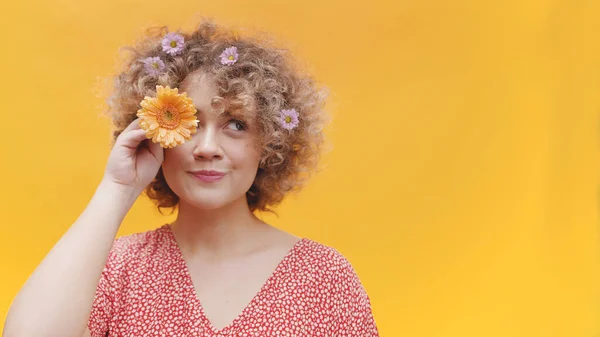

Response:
(163, 224), (306, 335)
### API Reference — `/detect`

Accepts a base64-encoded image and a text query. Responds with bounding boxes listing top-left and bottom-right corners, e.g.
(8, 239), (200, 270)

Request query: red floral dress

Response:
(88, 224), (379, 337)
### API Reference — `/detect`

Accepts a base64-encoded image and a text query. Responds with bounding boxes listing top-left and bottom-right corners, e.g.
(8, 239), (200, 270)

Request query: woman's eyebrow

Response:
(193, 108), (236, 119)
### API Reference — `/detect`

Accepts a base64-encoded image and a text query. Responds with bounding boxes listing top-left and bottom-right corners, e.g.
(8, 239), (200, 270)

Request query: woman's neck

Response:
(170, 196), (269, 259)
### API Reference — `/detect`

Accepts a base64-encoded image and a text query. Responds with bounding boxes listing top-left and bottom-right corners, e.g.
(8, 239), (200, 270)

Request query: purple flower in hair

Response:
(220, 46), (239, 65)
(279, 109), (299, 130)
(142, 56), (165, 77)
(161, 33), (185, 56)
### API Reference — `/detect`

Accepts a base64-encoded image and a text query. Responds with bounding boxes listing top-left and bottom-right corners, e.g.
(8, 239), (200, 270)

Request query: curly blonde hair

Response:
(103, 18), (329, 214)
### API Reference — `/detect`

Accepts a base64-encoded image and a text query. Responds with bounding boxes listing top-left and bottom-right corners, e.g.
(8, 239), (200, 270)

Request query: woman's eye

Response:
(226, 119), (246, 131)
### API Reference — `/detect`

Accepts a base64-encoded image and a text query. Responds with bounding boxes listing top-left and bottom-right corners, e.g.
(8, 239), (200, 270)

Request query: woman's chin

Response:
(183, 192), (244, 211)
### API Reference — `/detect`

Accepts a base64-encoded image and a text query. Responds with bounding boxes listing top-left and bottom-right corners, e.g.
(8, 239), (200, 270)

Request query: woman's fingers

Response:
(119, 129), (150, 149)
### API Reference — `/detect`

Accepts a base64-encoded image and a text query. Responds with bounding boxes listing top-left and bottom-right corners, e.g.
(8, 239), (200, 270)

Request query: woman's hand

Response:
(103, 118), (164, 195)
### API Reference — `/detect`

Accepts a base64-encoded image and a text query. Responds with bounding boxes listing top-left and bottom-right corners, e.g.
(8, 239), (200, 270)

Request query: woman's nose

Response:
(192, 127), (222, 159)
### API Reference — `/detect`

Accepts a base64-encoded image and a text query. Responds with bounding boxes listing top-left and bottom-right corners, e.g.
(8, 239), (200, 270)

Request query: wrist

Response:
(97, 179), (141, 206)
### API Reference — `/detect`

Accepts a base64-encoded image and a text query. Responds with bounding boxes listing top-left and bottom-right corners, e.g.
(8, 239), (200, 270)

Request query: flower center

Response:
(285, 116), (292, 123)
(151, 62), (159, 69)
(157, 105), (181, 130)
(170, 40), (177, 48)
(228, 55), (235, 60)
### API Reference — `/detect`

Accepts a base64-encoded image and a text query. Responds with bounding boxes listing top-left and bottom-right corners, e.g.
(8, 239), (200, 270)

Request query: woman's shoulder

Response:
(106, 224), (173, 266)
(295, 238), (364, 286)
(297, 239), (378, 335)
(298, 238), (352, 265)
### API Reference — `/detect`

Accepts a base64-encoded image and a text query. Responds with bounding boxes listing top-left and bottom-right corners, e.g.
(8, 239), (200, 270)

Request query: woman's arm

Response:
(326, 255), (380, 337)
(3, 118), (163, 337)
(2, 180), (138, 337)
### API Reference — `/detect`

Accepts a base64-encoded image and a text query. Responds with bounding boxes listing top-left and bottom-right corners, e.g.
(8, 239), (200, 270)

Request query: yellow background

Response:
(1, 1), (599, 336)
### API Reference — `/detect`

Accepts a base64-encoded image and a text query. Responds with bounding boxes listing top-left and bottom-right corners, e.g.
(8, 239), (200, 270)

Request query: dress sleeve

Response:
(87, 246), (119, 337)
(328, 258), (380, 337)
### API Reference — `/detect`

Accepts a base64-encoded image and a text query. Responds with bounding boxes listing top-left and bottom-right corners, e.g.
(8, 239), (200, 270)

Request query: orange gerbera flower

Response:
(137, 85), (198, 148)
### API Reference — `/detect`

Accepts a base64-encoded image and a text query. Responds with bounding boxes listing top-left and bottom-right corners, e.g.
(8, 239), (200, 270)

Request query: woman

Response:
(4, 19), (379, 337)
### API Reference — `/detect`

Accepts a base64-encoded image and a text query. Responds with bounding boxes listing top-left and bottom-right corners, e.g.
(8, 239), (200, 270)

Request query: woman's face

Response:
(161, 70), (261, 210)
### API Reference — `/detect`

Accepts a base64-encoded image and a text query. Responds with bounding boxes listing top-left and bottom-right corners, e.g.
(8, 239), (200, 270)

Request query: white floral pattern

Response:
(88, 224), (379, 337)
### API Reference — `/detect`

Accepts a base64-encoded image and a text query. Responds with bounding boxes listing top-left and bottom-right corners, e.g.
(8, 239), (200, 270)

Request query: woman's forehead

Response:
(181, 72), (218, 105)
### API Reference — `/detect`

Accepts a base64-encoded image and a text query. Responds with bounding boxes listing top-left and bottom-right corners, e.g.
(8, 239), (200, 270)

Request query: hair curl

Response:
(102, 18), (329, 214)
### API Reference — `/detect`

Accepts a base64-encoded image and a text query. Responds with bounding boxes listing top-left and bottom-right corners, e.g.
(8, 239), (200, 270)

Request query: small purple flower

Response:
(142, 56), (165, 77)
(220, 46), (239, 65)
(161, 33), (185, 56)
(279, 108), (299, 130)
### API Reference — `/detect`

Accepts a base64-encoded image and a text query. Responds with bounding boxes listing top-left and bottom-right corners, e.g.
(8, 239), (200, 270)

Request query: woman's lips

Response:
(189, 170), (226, 182)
